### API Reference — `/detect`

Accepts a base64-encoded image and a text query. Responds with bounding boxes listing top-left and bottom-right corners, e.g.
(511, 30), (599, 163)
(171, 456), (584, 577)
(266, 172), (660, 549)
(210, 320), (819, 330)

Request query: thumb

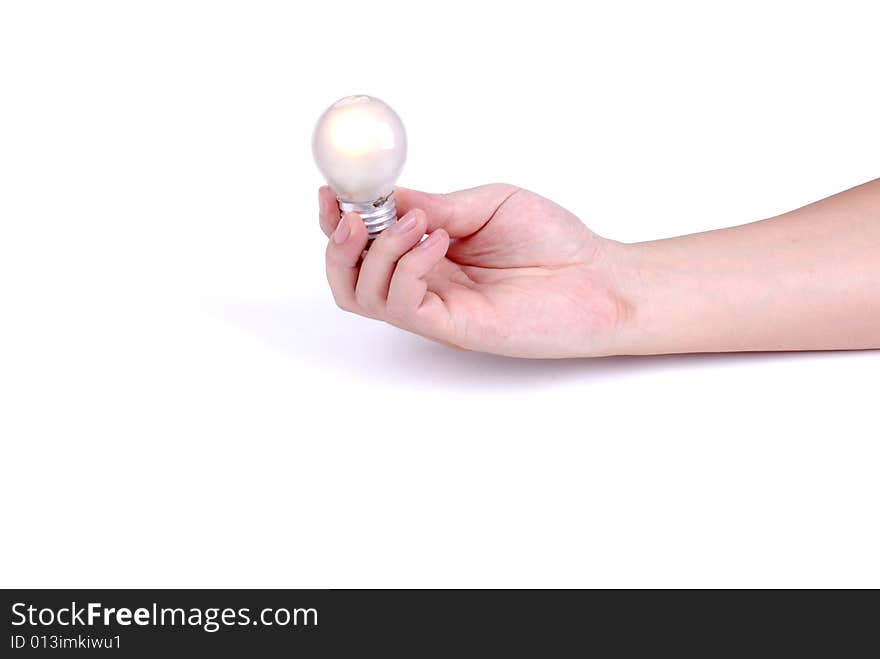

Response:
(394, 183), (520, 238)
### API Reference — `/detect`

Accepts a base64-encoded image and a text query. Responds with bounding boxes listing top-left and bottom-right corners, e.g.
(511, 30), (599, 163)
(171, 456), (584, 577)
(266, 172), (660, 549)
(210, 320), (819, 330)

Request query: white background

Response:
(1, 1), (878, 588)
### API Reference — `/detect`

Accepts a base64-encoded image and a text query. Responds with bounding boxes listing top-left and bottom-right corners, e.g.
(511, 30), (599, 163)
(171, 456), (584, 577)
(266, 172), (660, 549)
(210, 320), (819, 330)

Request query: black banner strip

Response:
(2, 589), (875, 656)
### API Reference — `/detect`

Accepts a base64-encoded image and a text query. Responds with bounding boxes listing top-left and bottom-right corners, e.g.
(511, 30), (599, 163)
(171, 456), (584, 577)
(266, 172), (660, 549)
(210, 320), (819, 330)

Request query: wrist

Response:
(605, 233), (773, 356)
(602, 238), (706, 356)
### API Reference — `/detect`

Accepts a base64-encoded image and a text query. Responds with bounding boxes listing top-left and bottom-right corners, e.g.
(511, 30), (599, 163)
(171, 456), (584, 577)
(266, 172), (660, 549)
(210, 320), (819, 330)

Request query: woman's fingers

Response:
(318, 186), (340, 237)
(323, 202), (456, 344)
(355, 209), (427, 316)
(386, 229), (453, 337)
(325, 212), (369, 314)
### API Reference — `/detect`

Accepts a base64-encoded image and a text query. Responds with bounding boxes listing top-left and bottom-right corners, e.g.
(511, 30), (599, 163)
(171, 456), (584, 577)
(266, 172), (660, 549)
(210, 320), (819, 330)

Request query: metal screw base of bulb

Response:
(338, 194), (398, 240)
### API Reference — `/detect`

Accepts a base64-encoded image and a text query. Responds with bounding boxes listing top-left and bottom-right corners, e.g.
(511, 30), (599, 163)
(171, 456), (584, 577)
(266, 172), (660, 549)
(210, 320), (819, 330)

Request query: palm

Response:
(320, 184), (628, 358)
(425, 191), (626, 357)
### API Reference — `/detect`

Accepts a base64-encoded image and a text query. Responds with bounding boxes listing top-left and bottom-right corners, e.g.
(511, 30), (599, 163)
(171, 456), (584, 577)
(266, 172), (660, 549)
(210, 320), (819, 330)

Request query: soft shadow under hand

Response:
(205, 296), (838, 390)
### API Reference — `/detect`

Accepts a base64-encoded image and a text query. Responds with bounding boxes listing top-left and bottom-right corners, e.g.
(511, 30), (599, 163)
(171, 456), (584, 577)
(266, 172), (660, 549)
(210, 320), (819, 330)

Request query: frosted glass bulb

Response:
(313, 95), (407, 238)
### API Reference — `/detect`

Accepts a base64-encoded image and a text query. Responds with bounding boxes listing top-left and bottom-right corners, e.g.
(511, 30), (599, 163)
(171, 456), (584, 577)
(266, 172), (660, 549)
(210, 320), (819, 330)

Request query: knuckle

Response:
(354, 288), (376, 314)
(396, 254), (420, 277)
(489, 182), (520, 195)
(368, 235), (395, 258)
(329, 287), (358, 314)
(333, 294), (352, 312)
(326, 244), (348, 263)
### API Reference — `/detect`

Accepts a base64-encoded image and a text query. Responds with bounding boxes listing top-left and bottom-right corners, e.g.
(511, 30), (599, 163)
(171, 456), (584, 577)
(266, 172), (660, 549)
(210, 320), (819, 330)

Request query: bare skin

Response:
(318, 179), (880, 358)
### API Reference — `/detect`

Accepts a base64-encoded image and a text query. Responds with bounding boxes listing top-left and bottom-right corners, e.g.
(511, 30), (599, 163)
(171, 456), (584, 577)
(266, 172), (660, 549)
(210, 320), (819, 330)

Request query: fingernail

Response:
(333, 215), (350, 244)
(419, 231), (441, 249)
(391, 210), (418, 235)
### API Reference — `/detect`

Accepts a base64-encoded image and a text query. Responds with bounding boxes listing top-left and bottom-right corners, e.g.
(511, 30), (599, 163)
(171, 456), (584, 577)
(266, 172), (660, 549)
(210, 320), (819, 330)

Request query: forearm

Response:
(612, 179), (880, 355)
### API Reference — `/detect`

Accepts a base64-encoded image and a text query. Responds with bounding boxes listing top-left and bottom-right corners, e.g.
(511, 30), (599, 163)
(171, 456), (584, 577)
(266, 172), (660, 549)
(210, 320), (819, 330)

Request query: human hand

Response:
(318, 184), (632, 358)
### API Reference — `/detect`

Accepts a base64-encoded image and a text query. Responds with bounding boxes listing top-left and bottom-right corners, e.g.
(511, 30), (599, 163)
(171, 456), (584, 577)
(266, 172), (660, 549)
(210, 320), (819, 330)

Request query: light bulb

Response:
(312, 95), (407, 239)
